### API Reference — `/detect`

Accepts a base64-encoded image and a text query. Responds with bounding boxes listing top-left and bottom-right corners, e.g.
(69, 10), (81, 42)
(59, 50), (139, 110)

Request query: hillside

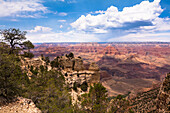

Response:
(107, 73), (169, 113)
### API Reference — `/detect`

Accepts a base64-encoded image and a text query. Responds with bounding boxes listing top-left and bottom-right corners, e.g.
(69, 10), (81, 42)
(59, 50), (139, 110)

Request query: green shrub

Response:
(65, 73), (68, 77)
(68, 52), (74, 58)
(73, 82), (78, 92)
(77, 73), (79, 77)
(81, 81), (88, 92)
(40, 65), (44, 73)
(0, 54), (28, 100)
(22, 52), (34, 59)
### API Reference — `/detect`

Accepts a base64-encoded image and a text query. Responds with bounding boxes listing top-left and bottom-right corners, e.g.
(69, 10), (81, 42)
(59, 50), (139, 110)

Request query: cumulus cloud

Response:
(0, 0), (48, 18)
(26, 0), (170, 42)
(71, 0), (164, 33)
(29, 26), (52, 33)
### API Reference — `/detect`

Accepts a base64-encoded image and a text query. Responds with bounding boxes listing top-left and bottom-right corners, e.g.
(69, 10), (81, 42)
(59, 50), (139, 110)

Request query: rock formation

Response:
(57, 55), (100, 105)
(156, 73), (170, 113)
(0, 97), (41, 113)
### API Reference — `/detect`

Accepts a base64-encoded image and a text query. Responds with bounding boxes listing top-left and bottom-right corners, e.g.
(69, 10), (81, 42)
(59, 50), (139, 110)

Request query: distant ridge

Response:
(34, 42), (170, 45)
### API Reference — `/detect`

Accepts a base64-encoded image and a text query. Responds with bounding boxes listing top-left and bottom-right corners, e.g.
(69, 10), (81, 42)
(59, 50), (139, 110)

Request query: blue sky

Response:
(0, 0), (170, 42)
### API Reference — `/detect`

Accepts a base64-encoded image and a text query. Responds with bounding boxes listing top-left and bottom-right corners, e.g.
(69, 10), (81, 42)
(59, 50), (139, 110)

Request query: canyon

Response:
(32, 42), (170, 96)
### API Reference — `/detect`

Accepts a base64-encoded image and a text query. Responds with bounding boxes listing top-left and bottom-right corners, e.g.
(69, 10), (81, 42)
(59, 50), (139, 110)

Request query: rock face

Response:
(89, 62), (99, 71)
(0, 97), (41, 113)
(59, 56), (100, 86)
(21, 57), (46, 68)
(58, 56), (85, 71)
(58, 55), (100, 105)
(129, 86), (160, 112)
(21, 57), (51, 79)
(156, 73), (170, 113)
(127, 73), (170, 112)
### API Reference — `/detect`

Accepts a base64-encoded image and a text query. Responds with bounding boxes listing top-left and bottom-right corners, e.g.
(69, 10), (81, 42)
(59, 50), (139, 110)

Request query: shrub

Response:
(73, 82), (78, 92)
(81, 81), (88, 92)
(68, 52), (74, 58)
(40, 65), (45, 73)
(77, 73), (79, 77)
(23, 52), (34, 59)
(72, 60), (75, 70)
(0, 54), (28, 100)
(65, 73), (68, 77)
(78, 56), (81, 59)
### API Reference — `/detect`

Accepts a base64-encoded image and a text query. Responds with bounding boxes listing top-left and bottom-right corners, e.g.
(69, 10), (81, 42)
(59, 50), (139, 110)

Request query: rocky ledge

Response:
(0, 97), (41, 113)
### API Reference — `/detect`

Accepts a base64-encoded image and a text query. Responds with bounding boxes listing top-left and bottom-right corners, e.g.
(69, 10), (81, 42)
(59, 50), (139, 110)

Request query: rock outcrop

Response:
(21, 57), (51, 78)
(0, 97), (41, 113)
(58, 56), (85, 71)
(57, 55), (100, 105)
(156, 73), (170, 113)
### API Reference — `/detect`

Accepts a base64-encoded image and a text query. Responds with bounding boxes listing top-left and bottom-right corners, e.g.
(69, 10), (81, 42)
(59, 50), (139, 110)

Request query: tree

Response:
(0, 42), (10, 54)
(22, 52), (34, 59)
(69, 52), (74, 58)
(40, 65), (45, 73)
(81, 83), (108, 113)
(0, 28), (27, 54)
(23, 40), (34, 52)
(50, 57), (60, 68)
(22, 70), (73, 113)
(0, 53), (28, 100)
(45, 56), (50, 65)
(80, 81), (88, 92)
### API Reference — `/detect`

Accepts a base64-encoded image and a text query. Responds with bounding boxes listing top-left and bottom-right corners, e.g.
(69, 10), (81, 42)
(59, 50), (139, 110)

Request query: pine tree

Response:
(81, 83), (108, 113)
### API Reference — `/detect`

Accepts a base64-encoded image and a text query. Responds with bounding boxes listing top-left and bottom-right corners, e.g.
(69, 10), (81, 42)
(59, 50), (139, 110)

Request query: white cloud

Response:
(29, 26), (52, 33)
(58, 20), (66, 22)
(94, 10), (105, 14)
(58, 12), (68, 16)
(27, 30), (100, 43)
(0, 0), (48, 18)
(71, 0), (163, 33)
(26, 0), (170, 42)
(153, 18), (170, 31)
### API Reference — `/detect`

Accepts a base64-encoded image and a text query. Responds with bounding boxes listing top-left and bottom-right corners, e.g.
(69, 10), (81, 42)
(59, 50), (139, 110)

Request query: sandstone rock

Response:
(0, 97), (41, 113)
(74, 58), (84, 71)
(59, 56), (100, 106)
(89, 62), (99, 71)
(59, 56), (84, 71)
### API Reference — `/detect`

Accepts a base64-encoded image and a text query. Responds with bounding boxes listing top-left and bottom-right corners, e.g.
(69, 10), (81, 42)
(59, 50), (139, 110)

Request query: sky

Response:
(0, 0), (170, 42)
